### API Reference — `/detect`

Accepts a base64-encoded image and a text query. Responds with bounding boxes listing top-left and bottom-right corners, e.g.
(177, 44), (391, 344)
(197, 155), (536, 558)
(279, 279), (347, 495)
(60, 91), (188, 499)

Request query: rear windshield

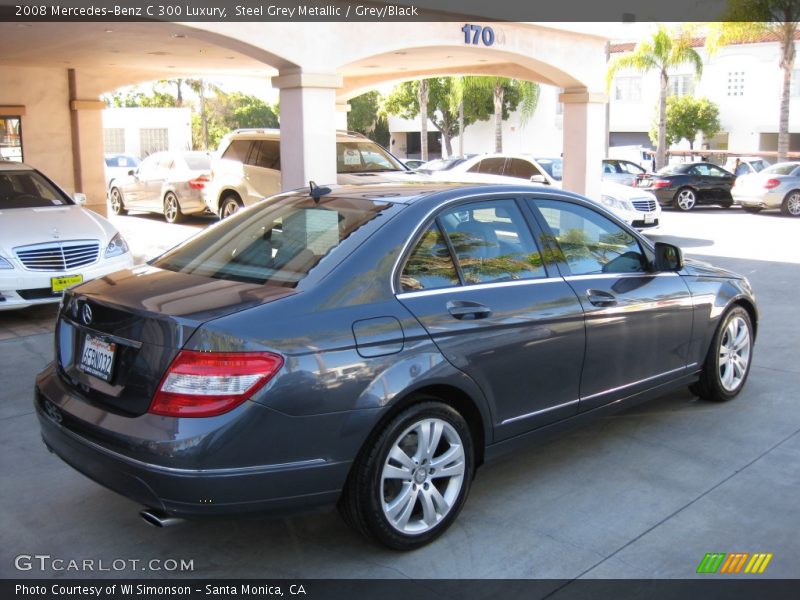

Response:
(337, 141), (407, 173)
(657, 164), (690, 175)
(762, 162), (800, 176)
(0, 169), (71, 208)
(183, 153), (211, 170)
(152, 195), (392, 286)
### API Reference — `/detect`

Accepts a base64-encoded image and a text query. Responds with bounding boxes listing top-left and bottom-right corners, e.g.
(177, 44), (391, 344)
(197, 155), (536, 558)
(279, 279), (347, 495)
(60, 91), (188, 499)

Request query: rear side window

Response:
(505, 159), (540, 180)
(253, 141), (280, 170)
(400, 224), (460, 292)
(152, 195), (391, 286)
(221, 139), (252, 163)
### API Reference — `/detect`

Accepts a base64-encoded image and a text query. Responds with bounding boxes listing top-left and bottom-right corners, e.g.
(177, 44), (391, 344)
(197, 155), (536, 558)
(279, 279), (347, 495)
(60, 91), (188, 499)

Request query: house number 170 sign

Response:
(462, 24), (495, 46)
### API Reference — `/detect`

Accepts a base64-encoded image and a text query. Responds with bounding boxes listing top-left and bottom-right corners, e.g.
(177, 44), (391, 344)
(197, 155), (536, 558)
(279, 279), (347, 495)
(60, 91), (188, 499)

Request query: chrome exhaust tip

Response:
(139, 508), (183, 528)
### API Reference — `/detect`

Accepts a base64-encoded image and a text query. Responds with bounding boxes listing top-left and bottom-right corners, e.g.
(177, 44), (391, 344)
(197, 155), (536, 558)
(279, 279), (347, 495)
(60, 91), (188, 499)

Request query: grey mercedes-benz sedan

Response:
(35, 182), (757, 550)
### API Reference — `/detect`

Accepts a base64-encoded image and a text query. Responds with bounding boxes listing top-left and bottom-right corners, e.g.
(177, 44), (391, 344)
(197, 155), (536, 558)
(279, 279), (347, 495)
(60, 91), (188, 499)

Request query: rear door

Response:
(528, 198), (694, 411)
(396, 196), (586, 439)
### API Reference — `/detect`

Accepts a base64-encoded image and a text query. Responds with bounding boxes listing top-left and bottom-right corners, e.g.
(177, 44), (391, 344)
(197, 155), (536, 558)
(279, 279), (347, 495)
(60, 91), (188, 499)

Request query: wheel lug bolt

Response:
(424, 483), (429, 490)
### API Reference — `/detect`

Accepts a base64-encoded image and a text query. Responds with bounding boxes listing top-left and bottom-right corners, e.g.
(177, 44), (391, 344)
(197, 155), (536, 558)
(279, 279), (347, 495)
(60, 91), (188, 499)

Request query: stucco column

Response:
(272, 71), (342, 191)
(68, 69), (107, 216)
(560, 91), (607, 200)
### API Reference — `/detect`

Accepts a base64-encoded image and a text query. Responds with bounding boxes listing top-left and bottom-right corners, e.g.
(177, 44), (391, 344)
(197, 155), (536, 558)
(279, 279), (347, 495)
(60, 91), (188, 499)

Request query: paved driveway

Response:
(1, 208), (798, 579)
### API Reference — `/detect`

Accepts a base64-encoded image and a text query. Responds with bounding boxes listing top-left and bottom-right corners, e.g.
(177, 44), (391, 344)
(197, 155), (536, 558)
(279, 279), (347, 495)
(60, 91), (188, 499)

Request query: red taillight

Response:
(188, 174), (210, 189)
(651, 180), (671, 189)
(149, 350), (284, 417)
(764, 178), (781, 189)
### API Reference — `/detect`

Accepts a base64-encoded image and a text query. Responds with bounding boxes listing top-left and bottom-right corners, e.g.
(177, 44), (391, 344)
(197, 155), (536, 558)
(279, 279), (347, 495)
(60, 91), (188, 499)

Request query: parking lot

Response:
(1, 207), (798, 579)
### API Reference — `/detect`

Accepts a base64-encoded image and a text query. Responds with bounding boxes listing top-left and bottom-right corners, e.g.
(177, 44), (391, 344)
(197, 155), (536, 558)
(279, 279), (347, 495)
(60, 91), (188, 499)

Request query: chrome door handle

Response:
(446, 300), (492, 320)
(586, 289), (617, 307)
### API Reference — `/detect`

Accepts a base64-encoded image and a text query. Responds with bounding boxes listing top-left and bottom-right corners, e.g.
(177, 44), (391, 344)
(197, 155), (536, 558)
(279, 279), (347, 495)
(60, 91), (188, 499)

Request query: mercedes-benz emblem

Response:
(81, 303), (93, 325)
(52, 228), (60, 239)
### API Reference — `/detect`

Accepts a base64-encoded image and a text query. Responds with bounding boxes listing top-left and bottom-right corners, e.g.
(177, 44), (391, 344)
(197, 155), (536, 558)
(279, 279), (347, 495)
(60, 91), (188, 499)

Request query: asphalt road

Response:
(1, 207), (798, 579)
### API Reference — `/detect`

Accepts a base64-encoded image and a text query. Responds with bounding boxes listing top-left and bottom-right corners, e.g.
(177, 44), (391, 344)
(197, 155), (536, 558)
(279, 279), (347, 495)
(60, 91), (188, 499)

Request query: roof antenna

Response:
(309, 181), (331, 203)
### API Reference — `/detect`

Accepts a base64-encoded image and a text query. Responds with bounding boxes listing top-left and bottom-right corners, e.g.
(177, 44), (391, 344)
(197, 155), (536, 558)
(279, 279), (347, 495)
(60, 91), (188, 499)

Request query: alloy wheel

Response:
(164, 194), (179, 223)
(380, 418), (466, 535)
(785, 193), (800, 216)
(110, 189), (123, 214)
(675, 189), (696, 211)
(718, 315), (751, 392)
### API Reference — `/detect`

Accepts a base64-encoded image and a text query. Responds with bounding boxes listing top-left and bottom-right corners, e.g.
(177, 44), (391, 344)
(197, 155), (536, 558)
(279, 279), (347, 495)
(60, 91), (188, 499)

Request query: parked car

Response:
(108, 151), (212, 223)
(731, 161), (800, 216)
(203, 129), (414, 218)
(35, 181), (756, 549)
(403, 159), (427, 169)
(104, 153), (140, 191)
(723, 156), (771, 177)
(0, 161), (133, 310)
(636, 162), (736, 211)
(415, 155), (477, 174)
(603, 158), (648, 187)
(429, 154), (661, 229)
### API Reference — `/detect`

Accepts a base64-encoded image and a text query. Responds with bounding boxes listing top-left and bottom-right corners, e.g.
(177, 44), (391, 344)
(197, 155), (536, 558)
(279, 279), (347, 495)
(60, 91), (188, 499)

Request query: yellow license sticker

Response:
(51, 274), (84, 292)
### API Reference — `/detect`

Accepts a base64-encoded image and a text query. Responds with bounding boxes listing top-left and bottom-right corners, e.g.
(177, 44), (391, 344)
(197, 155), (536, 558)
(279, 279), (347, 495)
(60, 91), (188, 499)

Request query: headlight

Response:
(600, 195), (633, 212)
(105, 232), (130, 258)
(0, 256), (14, 270)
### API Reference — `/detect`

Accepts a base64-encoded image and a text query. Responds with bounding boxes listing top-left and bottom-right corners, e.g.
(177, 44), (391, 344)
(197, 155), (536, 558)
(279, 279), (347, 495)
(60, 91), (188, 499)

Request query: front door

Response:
(529, 198), (694, 411)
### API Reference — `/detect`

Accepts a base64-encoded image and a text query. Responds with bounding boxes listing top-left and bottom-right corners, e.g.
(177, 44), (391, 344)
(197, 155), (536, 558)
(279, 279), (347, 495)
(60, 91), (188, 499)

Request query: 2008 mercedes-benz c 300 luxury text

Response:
(35, 182), (757, 549)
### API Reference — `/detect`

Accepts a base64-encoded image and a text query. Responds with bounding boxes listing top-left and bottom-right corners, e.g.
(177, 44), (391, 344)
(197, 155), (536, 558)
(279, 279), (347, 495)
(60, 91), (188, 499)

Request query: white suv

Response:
(204, 129), (412, 218)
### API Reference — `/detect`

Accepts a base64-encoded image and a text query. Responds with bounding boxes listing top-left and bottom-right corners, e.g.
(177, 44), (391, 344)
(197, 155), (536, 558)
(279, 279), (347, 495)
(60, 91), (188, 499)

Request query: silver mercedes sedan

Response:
(732, 161), (800, 217)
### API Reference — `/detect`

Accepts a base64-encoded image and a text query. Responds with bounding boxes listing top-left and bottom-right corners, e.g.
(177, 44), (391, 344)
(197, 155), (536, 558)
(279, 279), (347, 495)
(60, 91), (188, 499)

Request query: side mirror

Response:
(73, 193), (87, 206)
(530, 174), (549, 184)
(128, 169), (136, 177)
(654, 242), (683, 271)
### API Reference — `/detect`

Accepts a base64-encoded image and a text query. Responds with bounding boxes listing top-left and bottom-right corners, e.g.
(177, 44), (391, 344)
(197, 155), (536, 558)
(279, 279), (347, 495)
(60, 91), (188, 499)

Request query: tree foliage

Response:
(650, 95), (721, 149)
(103, 80), (279, 152)
(607, 25), (703, 169)
(347, 91), (390, 146)
(383, 76), (539, 155)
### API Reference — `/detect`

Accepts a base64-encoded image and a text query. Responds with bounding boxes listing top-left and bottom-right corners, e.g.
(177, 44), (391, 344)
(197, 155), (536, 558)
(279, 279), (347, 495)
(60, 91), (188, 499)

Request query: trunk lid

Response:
(56, 264), (297, 416)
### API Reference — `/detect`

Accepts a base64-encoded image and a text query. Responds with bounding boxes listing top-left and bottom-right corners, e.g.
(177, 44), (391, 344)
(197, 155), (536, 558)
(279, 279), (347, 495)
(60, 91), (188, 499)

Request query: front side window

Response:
(468, 158), (505, 176)
(439, 199), (546, 284)
(505, 159), (540, 180)
(153, 195), (391, 287)
(535, 200), (646, 275)
(253, 141), (280, 170)
(400, 223), (460, 292)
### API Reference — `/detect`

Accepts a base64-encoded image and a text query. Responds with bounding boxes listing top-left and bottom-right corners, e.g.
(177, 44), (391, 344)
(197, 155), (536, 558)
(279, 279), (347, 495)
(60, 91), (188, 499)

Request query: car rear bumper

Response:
(34, 363), (353, 518)
(732, 189), (784, 209)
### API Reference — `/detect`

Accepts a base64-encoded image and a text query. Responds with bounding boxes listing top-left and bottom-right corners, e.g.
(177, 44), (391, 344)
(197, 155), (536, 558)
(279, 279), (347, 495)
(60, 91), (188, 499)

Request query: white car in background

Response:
(0, 161), (133, 310)
(428, 154), (661, 229)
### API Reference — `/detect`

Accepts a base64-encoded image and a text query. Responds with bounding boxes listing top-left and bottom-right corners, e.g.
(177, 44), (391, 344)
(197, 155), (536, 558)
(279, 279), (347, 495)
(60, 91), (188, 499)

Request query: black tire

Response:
(163, 192), (184, 224)
(742, 206), (763, 213)
(338, 400), (475, 550)
(781, 190), (800, 217)
(690, 306), (754, 402)
(673, 187), (697, 211)
(109, 187), (127, 215)
(219, 195), (242, 219)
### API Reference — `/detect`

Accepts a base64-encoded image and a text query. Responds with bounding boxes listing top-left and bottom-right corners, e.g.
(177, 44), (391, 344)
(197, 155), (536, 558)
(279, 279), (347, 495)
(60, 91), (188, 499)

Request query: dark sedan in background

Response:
(35, 182), (757, 550)
(637, 162), (736, 211)
(108, 151), (212, 223)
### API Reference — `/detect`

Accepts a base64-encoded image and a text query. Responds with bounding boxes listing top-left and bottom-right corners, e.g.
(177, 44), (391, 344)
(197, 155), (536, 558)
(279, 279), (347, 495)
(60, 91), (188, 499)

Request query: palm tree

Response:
(464, 77), (540, 153)
(418, 79), (429, 162)
(607, 25), (703, 170)
(706, 2), (800, 162)
(447, 76), (467, 156)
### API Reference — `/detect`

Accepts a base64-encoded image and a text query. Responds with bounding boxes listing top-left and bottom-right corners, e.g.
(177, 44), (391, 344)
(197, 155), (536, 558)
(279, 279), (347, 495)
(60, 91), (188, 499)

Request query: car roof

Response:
(0, 161), (34, 172)
(222, 129), (368, 142)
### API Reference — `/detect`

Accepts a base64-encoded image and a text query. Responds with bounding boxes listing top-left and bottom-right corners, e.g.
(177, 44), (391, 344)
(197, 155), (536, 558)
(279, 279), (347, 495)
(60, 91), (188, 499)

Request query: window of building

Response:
(727, 71), (745, 97)
(614, 77), (642, 102)
(0, 116), (23, 162)
(139, 128), (169, 157)
(103, 128), (125, 154)
(669, 74), (695, 97)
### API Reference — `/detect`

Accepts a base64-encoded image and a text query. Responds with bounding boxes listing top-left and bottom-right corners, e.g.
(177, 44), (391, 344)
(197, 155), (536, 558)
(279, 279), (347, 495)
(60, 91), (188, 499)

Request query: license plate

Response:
(79, 334), (116, 382)
(51, 274), (83, 293)
(644, 213), (656, 223)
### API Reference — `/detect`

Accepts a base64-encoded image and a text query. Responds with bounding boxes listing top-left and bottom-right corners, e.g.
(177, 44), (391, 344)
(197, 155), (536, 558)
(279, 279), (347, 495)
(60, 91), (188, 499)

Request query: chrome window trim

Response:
(564, 272), (680, 282)
(397, 276), (564, 300)
(390, 190), (569, 296)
